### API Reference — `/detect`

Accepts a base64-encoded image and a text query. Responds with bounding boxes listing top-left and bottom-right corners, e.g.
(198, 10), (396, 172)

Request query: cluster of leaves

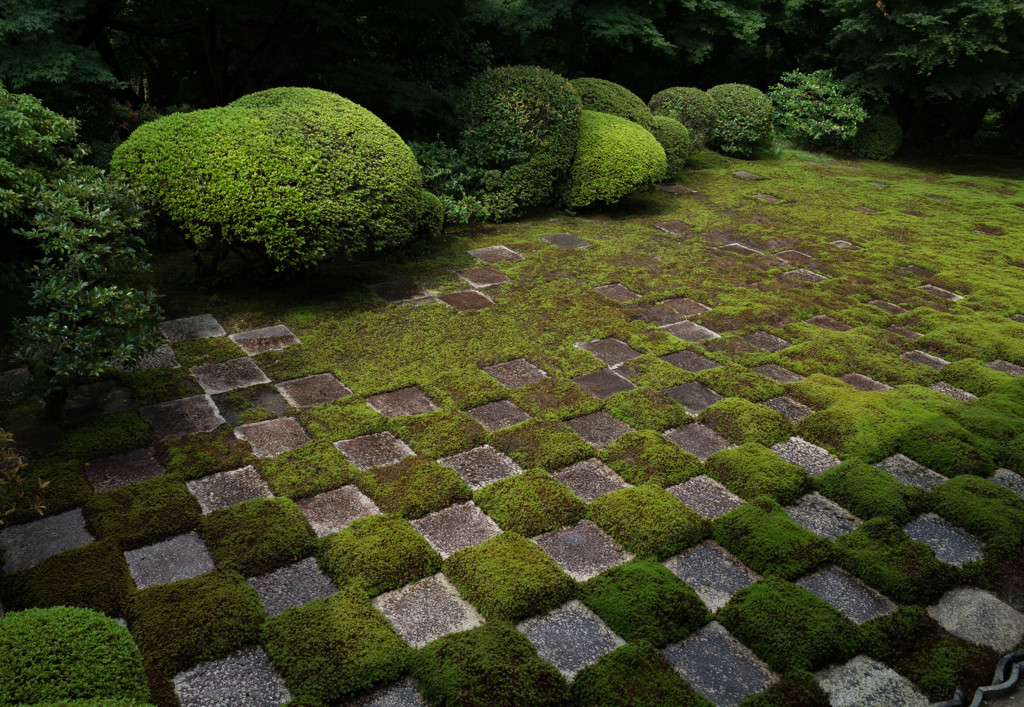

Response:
(769, 69), (867, 147)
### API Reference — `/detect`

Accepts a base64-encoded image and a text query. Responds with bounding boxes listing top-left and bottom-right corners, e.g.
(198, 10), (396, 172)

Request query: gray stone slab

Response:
(595, 283), (640, 302)
(140, 395), (226, 440)
(160, 314), (226, 343)
(438, 445), (522, 490)
(191, 357), (270, 395)
(744, 331), (791, 354)
(887, 324), (924, 340)
(641, 304), (683, 325)
(762, 396), (813, 424)
(573, 368), (636, 400)
(367, 279), (431, 303)
(904, 514), (983, 566)
(868, 300), (908, 315)
(654, 220), (692, 235)
(815, 655), (928, 707)
(797, 567), (896, 625)
(807, 314), (852, 332)
(839, 373), (891, 392)
(718, 243), (762, 256)
(212, 385), (289, 426)
(297, 485), (380, 537)
(247, 557), (337, 617)
(665, 381), (723, 417)
(125, 532), (215, 590)
(872, 453), (946, 489)
(335, 432), (413, 471)
(578, 338), (642, 367)
(918, 284), (963, 301)
(930, 381), (977, 401)
(784, 268), (829, 283)
(174, 645), (290, 707)
(988, 359), (1024, 376)
(853, 206), (880, 214)
(517, 600), (625, 679)
(752, 363), (803, 383)
(469, 245), (523, 263)
(541, 232), (588, 249)
(770, 437), (840, 477)
(1012, 313), (1024, 324)
(900, 350), (949, 370)
(484, 359), (548, 388)
(663, 622), (776, 707)
(411, 501), (501, 559)
(437, 290), (494, 311)
(660, 184), (703, 196)
(664, 424), (730, 462)
(186, 465), (273, 514)
(662, 350), (720, 372)
(457, 266), (510, 288)
(927, 588), (1024, 652)
(732, 171), (762, 181)
(117, 343), (181, 371)
(229, 325), (300, 356)
(348, 677), (427, 707)
(662, 297), (712, 318)
(776, 250), (812, 264)
(869, 181), (889, 188)
(553, 459), (630, 503)
(374, 574), (484, 649)
(566, 412), (632, 450)
(785, 492), (860, 541)
(992, 468), (1024, 499)
(468, 400), (530, 432)
(0, 508), (94, 574)
(663, 541), (759, 612)
(366, 386), (438, 417)
(235, 417), (309, 458)
(831, 240), (863, 249)
(534, 520), (633, 581)
(667, 475), (743, 520)
(662, 320), (720, 343)
(275, 373), (352, 408)
(85, 446), (165, 492)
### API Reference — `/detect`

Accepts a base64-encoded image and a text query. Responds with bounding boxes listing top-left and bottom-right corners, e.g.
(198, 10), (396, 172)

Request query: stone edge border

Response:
(934, 650), (1024, 707)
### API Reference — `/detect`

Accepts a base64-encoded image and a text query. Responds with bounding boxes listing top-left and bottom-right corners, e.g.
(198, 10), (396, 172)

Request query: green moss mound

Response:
(704, 443), (810, 505)
(590, 486), (708, 559)
(355, 456), (471, 519)
(491, 419), (594, 470)
(156, 426), (253, 480)
(572, 643), (713, 707)
(0, 606), (149, 705)
(700, 364), (784, 402)
(83, 475), (201, 550)
(570, 77), (655, 130)
(739, 671), (831, 707)
(560, 110), (667, 211)
(599, 430), (701, 487)
(0, 456), (90, 526)
(852, 115), (903, 160)
(933, 475), (1024, 559)
(650, 115), (693, 178)
(199, 497), (316, 577)
(699, 399), (792, 447)
(604, 388), (689, 432)
(256, 438), (355, 499)
(814, 460), (928, 526)
(648, 87), (717, 145)
(58, 411), (154, 461)
(474, 468), (586, 537)
(707, 83), (774, 158)
(389, 409), (487, 458)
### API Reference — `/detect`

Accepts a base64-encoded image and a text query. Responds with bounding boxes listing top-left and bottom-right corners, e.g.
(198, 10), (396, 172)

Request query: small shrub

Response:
(570, 77), (655, 130)
(389, 409), (487, 457)
(650, 116), (693, 178)
(704, 443), (810, 505)
(699, 399), (792, 447)
(354, 456), (471, 519)
(491, 419), (594, 471)
(57, 411), (154, 461)
(199, 497), (316, 577)
(589, 486), (708, 559)
(156, 426), (253, 479)
(648, 87), (717, 145)
(572, 643), (712, 707)
(851, 115), (902, 160)
(474, 468), (586, 537)
(83, 475), (201, 550)
(933, 475), (1024, 559)
(256, 438), (355, 499)
(604, 388), (689, 432)
(599, 430), (701, 487)
(707, 84), (774, 158)
(814, 460), (927, 526)
(768, 70), (866, 147)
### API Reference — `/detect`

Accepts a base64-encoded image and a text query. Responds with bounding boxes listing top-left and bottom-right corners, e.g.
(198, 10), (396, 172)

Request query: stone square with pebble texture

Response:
(743, 331), (791, 353)
(437, 290), (495, 311)
(594, 283), (640, 302)
(775, 249), (813, 264)
(186, 465), (273, 513)
(533, 520), (632, 581)
(663, 622), (776, 707)
(247, 557), (337, 617)
(816, 656), (929, 707)
(661, 297), (712, 317)
(334, 432), (413, 471)
(732, 170), (762, 180)
(868, 299), (908, 315)
(872, 453), (947, 489)
(85, 446), (166, 492)
(653, 220), (692, 235)
(751, 363), (803, 382)
(761, 396), (813, 424)
(0, 509), (94, 574)
(234, 417), (309, 458)
(483, 358), (548, 388)
(770, 437), (841, 477)
(668, 475), (743, 520)
(664, 423), (730, 461)
(438, 445), (522, 489)
(784, 268), (829, 283)
(664, 381), (722, 417)
(140, 395), (226, 440)
(578, 338), (641, 366)
(366, 386), (438, 417)
(373, 574), (485, 648)
(566, 411), (631, 450)
(191, 357), (271, 395)
(469, 245), (523, 263)
(541, 232), (589, 249)
(918, 284), (963, 301)
(348, 677), (427, 707)
(640, 303), (683, 325)
(754, 193), (782, 203)
(718, 243), (762, 256)
(831, 240), (864, 250)
(662, 320), (720, 343)
(992, 468), (1024, 499)
(467, 399), (530, 431)
(124, 532), (215, 590)
(159, 314), (226, 342)
(887, 324), (924, 340)
(275, 373), (352, 408)
(572, 368), (636, 399)
(367, 278), (431, 302)
(457, 266), (510, 288)
(785, 492), (861, 541)
(229, 325), (300, 356)
(118, 343), (181, 370)
(839, 372), (891, 392)
(659, 184), (703, 196)
(927, 588), (1024, 653)
(901, 350), (949, 369)
(930, 381), (977, 401)
(517, 600), (625, 679)
(297, 486), (380, 537)
(806, 314), (852, 331)
(903, 514), (984, 566)
(797, 567), (896, 625)
(173, 646), (291, 707)
(988, 359), (1024, 376)
(661, 350), (720, 372)
(552, 458), (630, 502)
(664, 541), (759, 612)
(212, 386), (289, 426)
(410, 501), (501, 558)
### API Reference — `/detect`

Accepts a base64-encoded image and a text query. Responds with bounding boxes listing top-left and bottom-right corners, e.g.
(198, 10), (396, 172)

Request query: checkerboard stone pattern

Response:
(668, 476), (743, 520)
(191, 357), (271, 395)
(872, 453), (946, 489)
(663, 622), (776, 707)
(664, 424), (730, 461)
(553, 459), (629, 502)
(247, 557), (337, 617)
(903, 514), (983, 566)
(334, 432), (414, 471)
(120, 343), (181, 371)
(664, 541), (758, 612)
(0, 509), (95, 574)
(534, 520), (632, 581)
(900, 350), (949, 370)
(988, 359), (1024, 376)
(229, 325), (300, 356)
(784, 268), (828, 283)
(816, 656), (929, 707)
(992, 468), (1024, 499)
(140, 395), (226, 440)
(927, 588), (1024, 652)
(930, 381), (977, 401)
(438, 445), (522, 489)
(718, 243), (762, 256)
(366, 386), (437, 417)
(468, 400), (530, 431)
(411, 502), (501, 558)
(797, 567), (896, 625)
(159, 314), (226, 342)
(807, 314), (852, 332)
(458, 266), (510, 288)
(517, 600), (625, 679)
(785, 492), (861, 540)
(234, 417), (310, 458)
(662, 297), (711, 318)
(567, 412), (631, 450)
(541, 232), (589, 249)
(770, 437), (840, 477)
(173, 645), (291, 707)
(297, 486), (381, 537)
(124, 532), (215, 590)
(275, 373), (352, 408)
(438, 290), (495, 311)
(484, 359), (547, 388)
(373, 574), (484, 648)
(85, 446), (165, 491)
(187, 465), (273, 513)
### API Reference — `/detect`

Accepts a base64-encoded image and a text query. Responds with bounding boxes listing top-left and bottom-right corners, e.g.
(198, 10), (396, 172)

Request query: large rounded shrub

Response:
(648, 87), (717, 146)
(769, 69), (867, 147)
(111, 87), (440, 272)
(0, 606), (150, 704)
(707, 83), (775, 157)
(569, 78), (654, 131)
(650, 116), (692, 177)
(456, 66), (581, 219)
(852, 115), (903, 160)
(560, 110), (667, 210)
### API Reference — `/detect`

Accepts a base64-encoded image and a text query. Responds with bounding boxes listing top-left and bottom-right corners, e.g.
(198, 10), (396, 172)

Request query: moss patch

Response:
(389, 409), (487, 457)
(299, 396), (388, 442)
(171, 336), (245, 368)
(256, 438), (355, 499)
(699, 364), (784, 402)
(198, 497), (315, 577)
(474, 468), (586, 537)
(0, 456), (90, 526)
(491, 419), (594, 471)
(58, 412), (154, 461)
(704, 443), (810, 505)
(699, 398), (791, 447)
(589, 486), (708, 560)
(511, 376), (602, 421)
(572, 643), (713, 707)
(156, 426), (253, 480)
(354, 456), (471, 519)
(605, 388), (689, 431)
(813, 460), (928, 525)
(117, 367), (201, 407)
(933, 475), (1024, 560)
(83, 475), (201, 550)
(599, 430), (701, 487)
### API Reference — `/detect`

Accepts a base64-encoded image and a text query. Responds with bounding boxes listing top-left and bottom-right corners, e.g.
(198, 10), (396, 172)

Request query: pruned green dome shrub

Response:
(707, 83), (775, 158)
(0, 606), (150, 705)
(650, 116), (693, 178)
(648, 86), (717, 146)
(852, 115), (903, 160)
(570, 78), (654, 131)
(111, 87), (440, 272)
(769, 69), (867, 147)
(560, 110), (667, 211)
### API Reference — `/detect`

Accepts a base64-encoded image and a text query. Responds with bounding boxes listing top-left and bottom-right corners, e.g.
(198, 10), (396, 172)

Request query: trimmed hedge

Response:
(852, 115), (902, 160)
(651, 116), (693, 178)
(599, 430), (701, 487)
(83, 474), (201, 550)
(474, 468), (587, 537)
(198, 497), (316, 577)
(570, 77), (655, 130)
(590, 486), (708, 559)
(704, 443), (810, 505)
(648, 86), (717, 145)
(572, 643), (712, 707)
(707, 83), (774, 158)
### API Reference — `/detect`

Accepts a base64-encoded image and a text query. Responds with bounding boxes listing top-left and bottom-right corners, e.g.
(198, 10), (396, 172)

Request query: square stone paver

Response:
(640, 304), (683, 325)
(872, 453), (946, 489)
(663, 622), (776, 707)
(187, 465), (273, 513)
(662, 321), (720, 343)
(534, 520), (633, 581)
(191, 358), (270, 395)
(438, 290), (494, 311)
(785, 492), (861, 540)
(173, 645), (291, 707)
(411, 501), (501, 558)
(229, 325), (300, 356)
(664, 541), (759, 612)
(298, 485), (380, 537)
(1012, 314), (1024, 324)
(595, 283), (640, 302)
(668, 475), (743, 520)
(868, 300), (908, 315)
(744, 331), (790, 353)
(664, 424), (730, 461)
(0, 508), (94, 574)
(660, 184), (703, 196)
(927, 588), (1024, 652)
(806, 314), (852, 332)
(211, 386), (289, 426)
(839, 372), (891, 392)
(751, 363), (803, 383)
(234, 417), (309, 458)
(784, 268), (829, 283)
(438, 445), (522, 489)
(902, 265), (935, 279)
(904, 514), (983, 566)
(887, 325), (924, 340)
(374, 574), (484, 649)
(517, 600), (625, 679)
(468, 400), (530, 431)
(578, 338), (641, 366)
(992, 468), (1024, 499)
(484, 359), (548, 388)
(335, 432), (413, 471)
(869, 181), (889, 188)
(816, 656), (929, 707)
(770, 437), (840, 477)
(665, 381), (723, 417)
(275, 373), (352, 408)
(718, 243), (763, 256)
(661, 350), (720, 373)
(367, 279), (431, 303)
(654, 221), (692, 235)
(457, 267), (510, 288)
(366, 386), (438, 417)
(662, 297), (712, 318)
(553, 459), (630, 503)
(469, 245), (524, 263)
(247, 557), (337, 617)
(348, 677), (427, 707)
(124, 532), (215, 590)
(797, 567), (896, 625)
(566, 412), (632, 450)
(776, 250), (812, 264)
(732, 171), (762, 180)
(918, 284), (963, 302)
(854, 206), (881, 214)
(901, 350), (949, 370)
(541, 232), (589, 249)
(929, 381), (976, 401)
(159, 314), (226, 343)
(761, 396), (813, 424)
(140, 395), (226, 440)
(988, 359), (1024, 376)
(572, 368), (636, 399)
(831, 240), (863, 249)
(85, 446), (165, 492)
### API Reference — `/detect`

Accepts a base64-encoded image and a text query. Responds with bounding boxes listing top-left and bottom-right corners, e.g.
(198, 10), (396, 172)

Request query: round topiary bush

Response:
(560, 110), (667, 211)
(650, 116), (692, 178)
(0, 606), (150, 704)
(852, 115), (903, 160)
(648, 86), (717, 146)
(456, 65), (581, 219)
(111, 87), (440, 273)
(569, 78), (654, 131)
(707, 83), (775, 158)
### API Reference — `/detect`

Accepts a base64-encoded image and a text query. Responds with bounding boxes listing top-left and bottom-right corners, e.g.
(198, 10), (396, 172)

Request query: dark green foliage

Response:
(413, 622), (569, 707)
(156, 426), (253, 480)
(389, 409), (487, 457)
(317, 514), (441, 597)
(851, 115), (902, 160)
(814, 460), (927, 525)
(768, 69), (866, 147)
(834, 518), (953, 604)
(704, 443), (810, 504)
(650, 116), (693, 177)
(738, 671), (831, 707)
(649, 87), (717, 146)
(570, 77), (655, 130)
(699, 364), (784, 401)
(589, 486), (708, 559)
(0, 606), (149, 705)
(170, 336), (245, 369)
(125, 570), (265, 675)
(491, 419), (594, 471)
(261, 589), (411, 704)
(599, 430), (701, 487)
(355, 456), (471, 518)
(199, 497), (316, 577)
(561, 111), (666, 210)
(117, 368), (200, 407)
(84, 475), (201, 550)
(58, 412), (154, 461)
(712, 497), (831, 580)
(605, 388), (689, 432)
(707, 84), (774, 157)
(579, 560), (710, 646)
(718, 577), (860, 673)
(572, 643), (713, 707)
(256, 439), (355, 499)
(933, 475), (1024, 559)
(699, 399), (792, 447)
(474, 468), (586, 537)
(443, 533), (574, 622)
(0, 455), (90, 526)
(299, 396), (388, 442)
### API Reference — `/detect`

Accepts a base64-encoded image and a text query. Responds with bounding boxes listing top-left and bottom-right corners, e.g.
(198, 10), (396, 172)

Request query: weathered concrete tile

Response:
(664, 381), (723, 417)
(578, 338), (642, 366)
(85, 446), (165, 492)
(872, 453), (946, 489)
(927, 588), (1024, 652)
(234, 417), (309, 458)
(187, 465), (273, 514)
(366, 386), (438, 417)
(785, 492), (861, 541)
(411, 501), (501, 558)
(664, 424), (730, 461)
(918, 284), (963, 301)
(784, 268), (829, 283)
(1011, 314), (1024, 324)
(806, 314), (852, 332)
(744, 331), (790, 353)
(468, 399), (530, 431)
(869, 181), (889, 188)
(663, 622), (776, 707)
(334, 432), (413, 471)
(247, 557), (337, 617)
(573, 369), (636, 400)
(661, 298), (712, 318)
(534, 520), (633, 581)
(732, 171), (763, 181)
(367, 279), (431, 303)
(457, 266), (510, 288)
(718, 243), (762, 256)
(348, 677), (427, 707)
(469, 245), (524, 263)
(839, 373), (891, 392)
(853, 206), (880, 214)
(553, 459), (630, 503)
(761, 396), (813, 424)
(0, 509), (94, 574)
(991, 468), (1024, 499)
(664, 541), (759, 612)
(124, 532), (215, 590)
(438, 445), (522, 490)
(437, 290), (494, 311)
(541, 233), (588, 249)
(212, 385), (289, 426)
(374, 574), (484, 649)
(900, 350), (949, 370)
(904, 514), (983, 566)
(594, 283), (640, 302)
(140, 395), (226, 440)
(173, 645), (291, 707)
(229, 325), (300, 356)
(831, 240), (864, 250)
(797, 567), (896, 625)
(988, 359), (1024, 376)
(275, 373), (352, 408)
(191, 357), (271, 395)
(297, 485), (380, 537)
(886, 324), (924, 340)
(868, 300), (908, 315)
(640, 304), (682, 325)
(662, 320), (720, 343)
(567, 412), (632, 450)
(751, 363), (803, 383)
(816, 656), (928, 707)
(661, 350), (720, 372)
(930, 381), (976, 401)
(484, 359), (548, 388)
(517, 600), (625, 679)
(654, 220), (692, 235)
(770, 437), (840, 477)
(776, 250), (812, 264)
(668, 475), (743, 520)
(901, 264), (935, 278)
(160, 314), (226, 343)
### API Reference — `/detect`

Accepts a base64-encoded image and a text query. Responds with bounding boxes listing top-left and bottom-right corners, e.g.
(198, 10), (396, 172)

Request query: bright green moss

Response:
(814, 460), (928, 525)
(953, 394), (1024, 470)
(933, 475), (1024, 559)
(704, 443), (810, 505)
(699, 399), (792, 447)
(780, 330), (933, 386)
(0, 456), (90, 526)
(572, 643), (713, 707)
(299, 395), (388, 442)
(83, 475), (201, 550)
(599, 430), (701, 487)
(117, 368), (201, 407)
(798, 393), (917, 460)
(354, 456), (471, 519)
(590, 486), (708, 560)
(604, 388), (689, 431)
(940, 358), (1015, 397)
(389, 409), (487, 458)
(898, 415), (996, 477)
(57, 412), (154, 461)
(699, 364), (784, 402)
(199, 497), (315, 577)
(491, 419), (594, 471)
(169, 337), (245, 369)
(786, 374), (858, 410)
(571, 77), (655, 130)
(474, 469), (586, 537)
(156, 426), (254, 480)
(256, 438), (355, 499)
(511, 376), (601, 421)
(429, 366), (510, 410)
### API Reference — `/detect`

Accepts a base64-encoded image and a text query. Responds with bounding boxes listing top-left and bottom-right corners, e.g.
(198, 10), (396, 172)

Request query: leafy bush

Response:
(851, 115), (903, 160)
(704, 443), (810, 505)
(768, 70), (866, 147)
(0, 606), (149, 705)
(572, 643), (712, 707)
(707, 84), (775, 157)
(650, 116), (693, 177)
(199, 497), (316, 576)
(648, 87), (717, 146)
(474, 468), (586, 537)
(570, 77), (655, 130)
(560, 110), (667, 210)
(83, 475), (201, 550)
(589, 486), (708, 559)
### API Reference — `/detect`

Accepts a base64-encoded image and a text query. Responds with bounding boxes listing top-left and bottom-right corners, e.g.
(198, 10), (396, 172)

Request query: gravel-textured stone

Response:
(483, 359), (548, 388)
(918, 284), (963, 301)
(751, 363), (803, 383)
(191, 357), (271, 395)
(173, 645), (291, 707)
(770, 437), (840, 477)
(187, 465), (273, 513)
(578, 338), (642, 366)
(732, 171), (762, 181)
(469, 245), (524, 263)
(754, 193), (782, 203)
(761, 396), (813, 424)
(573, 368), (636, 399)
(541, 232), (589, 249)
(367, 279), (431, 303)
(886, 324), (924, 340)
(659, 184), (703, 196)
(744, 332), (791, 354)
(797, 567), (896, 625)
(664, 424), (730, 461)
(594, 283), (640, 302)
(662, 320), (720, 343)
(437, 290), (495, 311)
(160, 314), (226, 343)
(663, 622), (776, 707)
(553, 459), (630, 503)
(566, 411), (632, 450)
(234, 417), (309, 458)
(334, 432), (413, 471)
(457, 266), (510, 288)
(229, 325), (300, 356)
(297, 486), (381, 537)
(663, 541), (759, 612)
(868, 300), (908, 315)
(900, 350), (950, 370)
(0, 508), (94, 574)
(366, 386), (438, 417)
(661, 350), (720, 372)
(517, 600), (625, 679)
(275, 373), (352, 408)
(904, 514), (983, 566)
(640, 304), (683, 325)
(468, 400), (530, 431)
(991, 468), (1024, 499)
(853, 206), (880, 214)
(784, 268), (829, 283)
(815, 655), (928, 707)
(534, 520), (633, 581)
(785, 492), (861, 541)
(927, 588), (1024, 652)
(438, 445), (522, 489)
(667, 475), (744, 520)
(839, 373), (891, 392)
(872, 453), (946, 489)
(247, 557), (337, 617)
(140, 395), (226, 440)
(374, 574), (485, 648)
(411, 501), (501, 558)
(806, 314), (852, 332)
(117, 343), (181, 370)
(124, 532), (215, 589)
(988, 359), (1024, 376)
(776, 250), (812, 264)
(348, 677), (427, 706)
(930, 381), (977, 401)
(85, 446), (165, 491)
(664, 381), (723, 417)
